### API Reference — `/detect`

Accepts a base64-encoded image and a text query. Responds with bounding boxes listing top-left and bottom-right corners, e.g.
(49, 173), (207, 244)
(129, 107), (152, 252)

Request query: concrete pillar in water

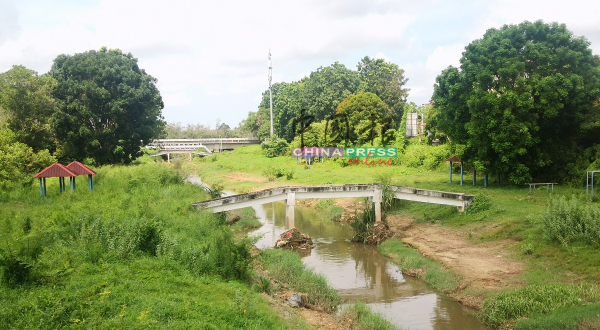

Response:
(286, 192), (296, 229)
(373, 187), (382, 222)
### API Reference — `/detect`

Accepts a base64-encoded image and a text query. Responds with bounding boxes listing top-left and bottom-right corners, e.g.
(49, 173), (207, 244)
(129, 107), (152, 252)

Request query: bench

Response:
(528, 183), (558, 193)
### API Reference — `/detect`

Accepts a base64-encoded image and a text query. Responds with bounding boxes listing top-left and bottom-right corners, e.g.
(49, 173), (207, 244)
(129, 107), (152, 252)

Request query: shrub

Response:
(261, 135), (289, 158)
(543, 195), (600, 247)
(351, 205), (376, 243)
(466, 194), (491, 214)
(481, 283), (600, 327)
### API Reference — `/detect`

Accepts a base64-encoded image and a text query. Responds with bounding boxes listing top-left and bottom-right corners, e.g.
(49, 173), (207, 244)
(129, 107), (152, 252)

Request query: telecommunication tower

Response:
(268, 50), (273, 137)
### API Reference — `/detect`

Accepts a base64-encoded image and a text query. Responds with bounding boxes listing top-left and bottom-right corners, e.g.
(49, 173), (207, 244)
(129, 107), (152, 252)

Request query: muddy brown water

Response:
(186, 177), (486, 329)
(251, 202), (487, 330)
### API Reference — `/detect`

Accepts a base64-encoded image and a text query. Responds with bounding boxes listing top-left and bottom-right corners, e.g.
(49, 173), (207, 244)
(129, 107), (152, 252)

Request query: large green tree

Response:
(335, 92), (389, 145)
(303, 62), (360, 121)
(0, 65), (57, 152)
(50, 47), (165, 165)
(432, 21), (600, 184)
(357, 56), (409, 125)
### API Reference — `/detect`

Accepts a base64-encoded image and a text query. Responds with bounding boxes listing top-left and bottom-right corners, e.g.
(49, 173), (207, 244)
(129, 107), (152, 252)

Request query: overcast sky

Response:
(1, 0), (599, 128)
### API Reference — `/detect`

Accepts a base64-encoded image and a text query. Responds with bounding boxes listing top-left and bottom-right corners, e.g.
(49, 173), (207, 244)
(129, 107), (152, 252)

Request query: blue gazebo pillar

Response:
(449, 161), (453, 183)
(473, 169), (477, 185)
(88, 174), (93, 191)
(484, 173), (488, 187)
(39, 178), (44, 197)
(460, 162), (464, 186)
(43, 178), (47, 196)
(59, 177), (63, 194)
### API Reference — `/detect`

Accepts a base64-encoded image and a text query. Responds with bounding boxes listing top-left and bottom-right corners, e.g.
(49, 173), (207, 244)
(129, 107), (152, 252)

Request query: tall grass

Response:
(0, 161), (287, 328)
(481, 283), (600, 327)
(378, 239), (459, 293)
(341, 301), (401, 330)
(260, 249), (340, 312)
(543, 195), (600, 247)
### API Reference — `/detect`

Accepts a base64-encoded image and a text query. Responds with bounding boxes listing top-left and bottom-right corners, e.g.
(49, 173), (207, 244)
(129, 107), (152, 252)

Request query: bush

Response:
(261, 135), (290, 158)
(543, 195), (600, 247)
(351, 205), (376, 243)
(481, 283), (600, 327)
(262, 166), (285, 181)
(466, 194), (491, 214)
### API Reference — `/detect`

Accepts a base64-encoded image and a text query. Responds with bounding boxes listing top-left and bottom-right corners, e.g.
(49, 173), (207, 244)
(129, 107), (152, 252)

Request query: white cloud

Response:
(0, 0), (598, 126)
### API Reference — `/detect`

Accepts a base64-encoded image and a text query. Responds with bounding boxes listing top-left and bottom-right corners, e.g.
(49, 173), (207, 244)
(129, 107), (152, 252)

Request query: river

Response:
(251, 202), (487, 330)
(186, 176), (486, 329)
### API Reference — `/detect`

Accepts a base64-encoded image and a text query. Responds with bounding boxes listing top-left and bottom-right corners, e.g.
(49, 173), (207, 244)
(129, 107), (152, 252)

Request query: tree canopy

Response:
(242, 57), (409, 142)
(0, 65), (57, 152)
(50, 47), (165, 165)
(432, 20), (600, 184)
(357, 56), (409, 124)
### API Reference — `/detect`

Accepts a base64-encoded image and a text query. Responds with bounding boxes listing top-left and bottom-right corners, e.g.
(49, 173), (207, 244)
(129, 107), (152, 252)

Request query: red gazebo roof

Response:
(445, 155), (462, 162)
(66, 161), (96, 176)
(34, 163), (76, 178)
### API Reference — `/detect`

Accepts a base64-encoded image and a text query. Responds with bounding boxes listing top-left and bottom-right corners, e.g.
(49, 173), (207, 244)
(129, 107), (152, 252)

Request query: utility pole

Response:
(268, 50), (273, 137)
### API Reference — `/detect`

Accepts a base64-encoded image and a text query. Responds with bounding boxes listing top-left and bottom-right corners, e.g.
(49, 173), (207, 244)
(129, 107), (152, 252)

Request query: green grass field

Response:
(191, 143), (600, 328)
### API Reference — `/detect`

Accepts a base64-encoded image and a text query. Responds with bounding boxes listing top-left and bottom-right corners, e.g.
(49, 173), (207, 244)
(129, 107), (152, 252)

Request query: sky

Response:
(1, 0), (599, 129)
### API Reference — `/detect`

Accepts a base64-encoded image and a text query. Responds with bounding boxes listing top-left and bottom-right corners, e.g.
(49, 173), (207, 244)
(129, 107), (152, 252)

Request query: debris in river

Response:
(351, 222), (394, 245)
(275, 228), (313, 250)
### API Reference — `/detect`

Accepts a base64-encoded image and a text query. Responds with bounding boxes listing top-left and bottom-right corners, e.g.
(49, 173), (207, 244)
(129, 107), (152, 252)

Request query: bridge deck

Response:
(192, 183), (473, 213)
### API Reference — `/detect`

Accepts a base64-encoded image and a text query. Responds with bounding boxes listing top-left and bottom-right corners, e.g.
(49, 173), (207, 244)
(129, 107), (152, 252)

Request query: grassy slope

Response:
(0, 159), (295, 329)
(192, 144), (600, 328)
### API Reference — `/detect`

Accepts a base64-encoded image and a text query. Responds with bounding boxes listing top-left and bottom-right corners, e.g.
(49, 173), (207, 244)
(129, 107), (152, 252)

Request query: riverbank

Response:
(189, 144), (600, 328)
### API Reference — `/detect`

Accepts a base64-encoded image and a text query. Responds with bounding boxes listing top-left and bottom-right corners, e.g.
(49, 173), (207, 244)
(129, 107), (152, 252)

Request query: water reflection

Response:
(251, 202), (486, 330)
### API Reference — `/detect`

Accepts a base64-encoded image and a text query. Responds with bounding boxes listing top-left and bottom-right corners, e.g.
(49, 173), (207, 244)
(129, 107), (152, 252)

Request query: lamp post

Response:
(268, 50), (273, 137)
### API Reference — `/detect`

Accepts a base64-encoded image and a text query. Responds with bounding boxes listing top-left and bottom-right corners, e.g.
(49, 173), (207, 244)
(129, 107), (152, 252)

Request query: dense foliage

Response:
(50, 47), (166, 165)
(432, 20), (600, 184)
(0, 66), (56, 152)
(241, 57), (408, 142)
(0, 127), (56, 189)
(0, 163), (282, 328)
(543, 195), (600, 247)
(261, 135), (290, 158)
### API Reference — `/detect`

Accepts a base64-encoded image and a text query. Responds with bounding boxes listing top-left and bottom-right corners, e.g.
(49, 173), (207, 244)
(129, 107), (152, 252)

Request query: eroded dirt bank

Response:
(386, 214), (525, 308)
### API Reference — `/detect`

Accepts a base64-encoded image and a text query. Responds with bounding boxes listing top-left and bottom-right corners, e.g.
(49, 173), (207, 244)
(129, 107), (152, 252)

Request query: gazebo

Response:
(445, 156), (491, 186)
(33, 163), (76, 197)
(66, 161), (96, 191)
(445, 155), (464, 185)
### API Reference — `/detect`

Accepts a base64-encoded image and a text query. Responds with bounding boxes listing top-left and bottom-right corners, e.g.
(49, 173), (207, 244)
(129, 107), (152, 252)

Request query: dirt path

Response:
(387, 214), (525, 307)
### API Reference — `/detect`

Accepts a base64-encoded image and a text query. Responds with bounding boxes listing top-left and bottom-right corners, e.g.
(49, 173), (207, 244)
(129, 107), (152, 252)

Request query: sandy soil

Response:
(387, 214), (525, 307)
(223, 172), (264, 183)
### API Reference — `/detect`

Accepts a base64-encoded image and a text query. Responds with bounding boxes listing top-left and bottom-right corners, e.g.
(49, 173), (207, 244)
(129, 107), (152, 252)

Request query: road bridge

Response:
(192, 184), (473, 228)
(148, 138), (260, 153)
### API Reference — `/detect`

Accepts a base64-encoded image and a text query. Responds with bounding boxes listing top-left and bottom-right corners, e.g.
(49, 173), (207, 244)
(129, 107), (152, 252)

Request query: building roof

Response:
(34, 163), (76, 178)
(445, 155), (462, 162)
(66, 161), (97, 176)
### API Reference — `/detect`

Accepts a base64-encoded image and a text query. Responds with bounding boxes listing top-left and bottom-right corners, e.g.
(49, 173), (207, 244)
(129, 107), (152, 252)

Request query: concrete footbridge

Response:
(192, 184), (474, 228)
(148, 138), (260, 152)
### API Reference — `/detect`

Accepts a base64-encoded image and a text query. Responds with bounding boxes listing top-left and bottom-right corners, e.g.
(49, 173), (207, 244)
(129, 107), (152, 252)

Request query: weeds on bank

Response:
(260, 249), (340, 312)
(481, 283), (600, 328)
(341, 301), (401, 330)
(0, 161), (289, 328)
(378, 239), (459, 293)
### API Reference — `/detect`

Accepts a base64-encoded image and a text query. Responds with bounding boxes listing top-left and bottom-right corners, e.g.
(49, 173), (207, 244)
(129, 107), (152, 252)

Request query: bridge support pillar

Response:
(457, 202), (465, 213)
(286, 192), (296, 229)
(373, 188), (382, 222)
